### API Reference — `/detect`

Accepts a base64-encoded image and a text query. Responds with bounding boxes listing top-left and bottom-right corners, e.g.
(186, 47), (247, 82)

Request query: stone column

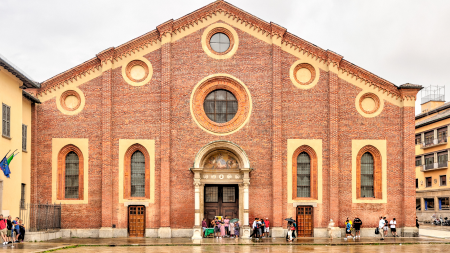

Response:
(270, 22), (286, 238)
(241, 169), (252, 238)
(192, 176), (203, 239)
(157, 20), (173, 239)
(97, 48), (116, 238)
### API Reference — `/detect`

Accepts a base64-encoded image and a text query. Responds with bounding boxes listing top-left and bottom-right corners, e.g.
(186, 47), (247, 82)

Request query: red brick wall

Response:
(32, 21), (415, 231)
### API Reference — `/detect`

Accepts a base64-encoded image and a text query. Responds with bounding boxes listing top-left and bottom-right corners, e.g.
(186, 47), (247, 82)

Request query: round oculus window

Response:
(203, 89), (238, 123)
(209, 33), (230, 53)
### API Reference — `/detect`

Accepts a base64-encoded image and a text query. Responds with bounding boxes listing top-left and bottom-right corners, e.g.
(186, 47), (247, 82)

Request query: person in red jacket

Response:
(264, 218), (270, 237)
(0, 214), (7, 245)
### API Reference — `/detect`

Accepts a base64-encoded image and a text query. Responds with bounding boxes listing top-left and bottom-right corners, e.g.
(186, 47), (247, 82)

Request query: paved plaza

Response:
(0, 236), (449, 253)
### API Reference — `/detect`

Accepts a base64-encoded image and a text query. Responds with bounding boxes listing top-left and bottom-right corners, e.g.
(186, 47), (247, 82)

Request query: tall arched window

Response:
(297, 152), (311, 198)
(360, 152), (374, 198)
(65, 151), (79, 199)
(131, 151), (146, 197)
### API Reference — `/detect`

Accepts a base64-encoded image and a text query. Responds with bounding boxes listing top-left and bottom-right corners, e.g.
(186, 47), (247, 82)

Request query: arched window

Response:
(65, 151), (79, 199)
(356, 145), (382, 199)
(297, 152), (311, 198)
(360, 152), (374, 198)
(131, 151), (145, 197)
(292, 145), (318, 200)
(58, 144), (84, 200)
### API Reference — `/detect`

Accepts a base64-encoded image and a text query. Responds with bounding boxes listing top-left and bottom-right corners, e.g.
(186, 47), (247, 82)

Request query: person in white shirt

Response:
(378, 216), (385, 240)
(390, 218), (398, 237)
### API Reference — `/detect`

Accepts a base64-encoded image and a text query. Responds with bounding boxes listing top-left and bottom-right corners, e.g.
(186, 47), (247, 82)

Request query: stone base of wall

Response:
(24, 231), (63, 242)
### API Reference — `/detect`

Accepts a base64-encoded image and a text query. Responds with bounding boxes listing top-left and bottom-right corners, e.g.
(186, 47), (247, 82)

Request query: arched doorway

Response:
(190, 141), (252, 239)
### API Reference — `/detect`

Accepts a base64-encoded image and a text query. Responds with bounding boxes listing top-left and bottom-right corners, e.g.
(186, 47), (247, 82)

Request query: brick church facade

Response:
(29, 1), (421, 238)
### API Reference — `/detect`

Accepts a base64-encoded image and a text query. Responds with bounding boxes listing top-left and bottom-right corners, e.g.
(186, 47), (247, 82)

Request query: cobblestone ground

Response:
(55, 244), (450, 253)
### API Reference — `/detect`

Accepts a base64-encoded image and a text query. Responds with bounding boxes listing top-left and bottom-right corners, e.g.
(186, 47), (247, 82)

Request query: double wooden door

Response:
(296, 206), (313, 237)
(204, 185), (239, 226)
(128, 206), (145, 237)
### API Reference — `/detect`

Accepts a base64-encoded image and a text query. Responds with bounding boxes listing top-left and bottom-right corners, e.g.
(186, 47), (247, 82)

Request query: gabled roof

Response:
(37, 0), (417, 98)
(0, 53), (40, 88)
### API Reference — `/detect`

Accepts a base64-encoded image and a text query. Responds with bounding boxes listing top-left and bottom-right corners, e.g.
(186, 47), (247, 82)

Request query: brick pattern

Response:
(292, 145), (318, 200)
(57, 144), (84, 200)
(402, 105), (417, 227)
(355, 145), (382, 199)
(329, 69), (340, 225)
(123, 144), (151, 199)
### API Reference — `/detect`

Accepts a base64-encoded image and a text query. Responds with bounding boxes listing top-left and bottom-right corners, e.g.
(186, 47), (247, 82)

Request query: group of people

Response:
(250, 218), (270, 239)
(342, 216), (398, 240)
(0, 215), (25, 244)
(202, 217), (240, 238)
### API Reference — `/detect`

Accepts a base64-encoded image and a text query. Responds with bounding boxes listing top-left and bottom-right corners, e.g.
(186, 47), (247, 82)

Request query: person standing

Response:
(250, 218), (258, 238)
(344, 219), (353, 240)
(223, 216), (230, 237)
(6, 216), (12, 244)
(12, 217), (20, 243)
(214, 218), (220, 238)
(230, 221), (235, 238)
(416, 216), (419, 229)
(378, 216), (385, 240)
(202, 218), (208, 238)
(390, 218), (398, 237)
(264, 218), (270, 238)
(234, 222), (240, 239)
(18, 219), (25, 242)
(220, 221), (226, 238)
(383, 217), (388, 237)
(353, 217), (362, 238)
(287, 223), (293, 242)
(256, 219), (262, 239)
(0, 215), (7, 245)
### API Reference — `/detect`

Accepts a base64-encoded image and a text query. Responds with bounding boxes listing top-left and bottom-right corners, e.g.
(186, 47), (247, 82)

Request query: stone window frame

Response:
(356, 145), (382, 199)
(292, 145), (318, 200)
(206, 27), (235, 56)
(124, 144), (150, 200)
(125, 60), (149, 83)
(358, 93), (381, 115)
(60, 90), (81, 112)
(57, 144), (84, 200)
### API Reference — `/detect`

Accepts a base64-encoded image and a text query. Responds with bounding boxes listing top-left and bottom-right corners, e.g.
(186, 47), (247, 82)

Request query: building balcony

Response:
(420, 138), (447, 149)
(421, 162), (448, 172)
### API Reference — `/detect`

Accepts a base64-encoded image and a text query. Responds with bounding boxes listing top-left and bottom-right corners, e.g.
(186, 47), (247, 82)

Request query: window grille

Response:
(437, 127), (448, 143)
(210, 33), (230, 53)
(2, 104), (10, 138)
(424, 131), (433, 146)
(415, 157), (422, 166)
(204, 90), (238, 123)
(205, 187), (218, 202)
(438, 151), (447, 168)
(20, 184), (26, 209)
(440, 175), (447, 186)
(223, 187), (235, 203)
(22, 124), (27, 151)
(297, 152), (311, 198)
(130, 151), (145, 197)
(65, 152), (79, 199)
(425, 154), (434, 170)
(426, 177), (432, 187)
(361, 152), (374, 198)
(415, 135), (421, 145)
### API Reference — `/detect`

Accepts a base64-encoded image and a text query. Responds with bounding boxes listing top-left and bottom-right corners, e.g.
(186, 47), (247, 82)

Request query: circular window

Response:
(209, 33), (230, 53)
(203, 90), (238, 123)
(60, 90), (81, 111)
(359, 93), (380, 114)
(192, 76), (251, 134)
(125, 60), (149, 83)
(293, 63), (315, 85)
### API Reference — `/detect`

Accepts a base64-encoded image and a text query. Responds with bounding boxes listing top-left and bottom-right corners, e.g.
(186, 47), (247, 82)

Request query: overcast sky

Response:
(1, 0), (449, 115)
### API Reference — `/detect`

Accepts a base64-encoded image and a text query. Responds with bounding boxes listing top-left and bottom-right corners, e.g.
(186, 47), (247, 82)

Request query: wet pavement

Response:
(0, 237), (448, 253)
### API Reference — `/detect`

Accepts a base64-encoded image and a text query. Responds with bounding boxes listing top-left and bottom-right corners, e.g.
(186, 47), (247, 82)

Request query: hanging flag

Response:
(0, 155), (11, 178)
(7, 152), (16, 165)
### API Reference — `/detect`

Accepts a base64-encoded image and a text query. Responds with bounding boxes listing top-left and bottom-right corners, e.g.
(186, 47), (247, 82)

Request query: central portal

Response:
(204, 184), (239, 224)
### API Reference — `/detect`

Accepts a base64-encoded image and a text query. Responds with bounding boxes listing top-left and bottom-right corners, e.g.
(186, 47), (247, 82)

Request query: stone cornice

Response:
(37, 0), (408, 100)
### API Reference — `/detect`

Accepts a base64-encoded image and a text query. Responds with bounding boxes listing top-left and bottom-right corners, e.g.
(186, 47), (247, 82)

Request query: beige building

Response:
(0, 54), (40, 222)
(415, 86), (450, 221)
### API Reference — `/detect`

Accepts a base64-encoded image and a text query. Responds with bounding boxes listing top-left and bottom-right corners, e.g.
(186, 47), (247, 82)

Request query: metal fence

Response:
(20, 202), (61, 232)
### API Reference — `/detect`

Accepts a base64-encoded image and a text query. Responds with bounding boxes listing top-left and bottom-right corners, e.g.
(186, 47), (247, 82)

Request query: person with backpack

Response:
(344, 218), (353, 240)
(353, 217), (362, 238)
(378, 216), (385, 240)
(0, 215), (7, 245)
(260, 219), (265, 238)
(18, 219), (25, 242)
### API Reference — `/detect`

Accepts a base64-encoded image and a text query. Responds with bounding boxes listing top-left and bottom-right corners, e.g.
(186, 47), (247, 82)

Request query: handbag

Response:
(375, 227), (379, 234)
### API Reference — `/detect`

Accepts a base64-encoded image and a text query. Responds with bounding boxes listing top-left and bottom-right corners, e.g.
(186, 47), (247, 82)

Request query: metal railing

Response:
(438, 162), (448, 168)
(20, 202), (61, 232)
(425, 163), (434, 170)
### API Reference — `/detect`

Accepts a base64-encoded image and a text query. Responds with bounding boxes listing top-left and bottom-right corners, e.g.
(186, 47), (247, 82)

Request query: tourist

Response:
(6, 216), (12, 244)
(0, 215), (7, 245)
(383, 217), (388, 237)
(390, 218), (398, 237)
(202, 218), (207, 238)
(353, 217), (362, 238)
(287, 223), (293, 242)
(224, 216), (230, 237)
(229, 220), (235, 238)
(12, 217), (20, 243)
(416, 216), (419, 229)
(292, 220), (297, 239)
(18, 219), (25, 242)
(220, 220), (225, 238)
(378, 216), (385, 240)
(234, 221), (240, 239)
(264, 218), (270, 237)
(257, 218), (262, 239)
(344, 218), (353, 240)
(214, 218), (220, 238)
(251, 218), (258, 238)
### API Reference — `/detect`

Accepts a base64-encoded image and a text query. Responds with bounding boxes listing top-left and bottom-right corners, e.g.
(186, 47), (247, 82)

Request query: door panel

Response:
(204, 185), (239, 225)
(129, 206), (145, 237)
(296, 206), (313, 237)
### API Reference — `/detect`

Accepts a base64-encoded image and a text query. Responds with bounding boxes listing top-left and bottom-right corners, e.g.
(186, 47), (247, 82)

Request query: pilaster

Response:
(157, 20), (173, 229)
(97, 47), (115, 230)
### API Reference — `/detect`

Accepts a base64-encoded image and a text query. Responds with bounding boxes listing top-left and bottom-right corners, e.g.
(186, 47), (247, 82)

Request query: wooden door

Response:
(296, 206), (313, 237)
(128, 206), (145, 237)
(204, 185), (239, 225)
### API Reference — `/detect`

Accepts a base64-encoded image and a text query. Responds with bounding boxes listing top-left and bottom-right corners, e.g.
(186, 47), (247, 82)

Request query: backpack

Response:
(375, 227), (379, 234)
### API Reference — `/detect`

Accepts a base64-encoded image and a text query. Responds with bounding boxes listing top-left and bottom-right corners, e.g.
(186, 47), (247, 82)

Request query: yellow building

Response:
(0, 54), (40, 223)
(415, 86), (450, 222)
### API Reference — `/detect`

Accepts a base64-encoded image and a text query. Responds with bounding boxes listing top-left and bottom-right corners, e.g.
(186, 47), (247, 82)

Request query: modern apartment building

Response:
(415, 85), (450, 221)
